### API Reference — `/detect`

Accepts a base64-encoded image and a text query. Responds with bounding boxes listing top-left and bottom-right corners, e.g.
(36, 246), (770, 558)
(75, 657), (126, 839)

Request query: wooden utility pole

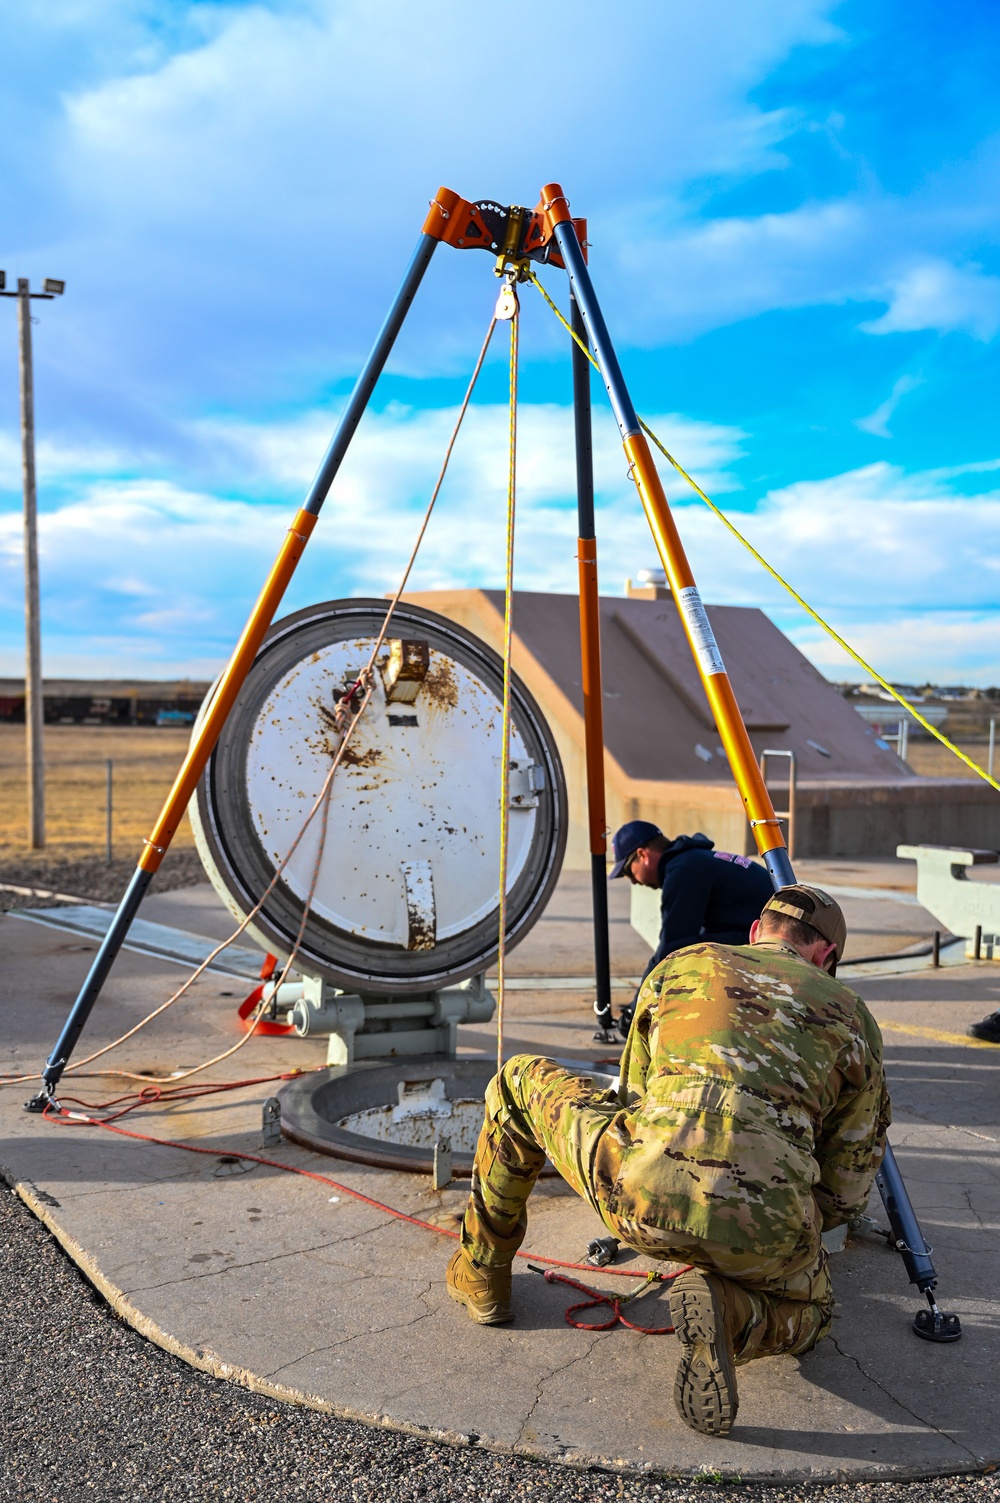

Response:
(2, 271), (65, 849)
(18, 279), (45, 848)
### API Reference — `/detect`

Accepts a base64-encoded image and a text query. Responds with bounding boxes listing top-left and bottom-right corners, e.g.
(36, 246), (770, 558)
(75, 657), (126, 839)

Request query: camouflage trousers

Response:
(461, 1055), (833, 1363)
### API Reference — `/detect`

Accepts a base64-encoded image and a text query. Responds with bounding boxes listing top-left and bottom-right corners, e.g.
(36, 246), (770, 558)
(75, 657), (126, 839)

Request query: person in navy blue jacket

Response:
(600, 819), (774, 1039)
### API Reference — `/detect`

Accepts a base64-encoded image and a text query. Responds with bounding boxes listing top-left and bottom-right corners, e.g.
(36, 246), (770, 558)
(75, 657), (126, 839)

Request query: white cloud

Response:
(673, 461), (1000, 613)
(613, 200), (870, 341)
(2, 410), (999, 682)
(862, 260), (1000, 340)
(193, 400), (745, 505)
(0, 402), (744, 671)
(854, 374), (923, 438)
(31, 0), (844, 397)
(0, 430), (139, 490)
(788, 612), (1000, 686)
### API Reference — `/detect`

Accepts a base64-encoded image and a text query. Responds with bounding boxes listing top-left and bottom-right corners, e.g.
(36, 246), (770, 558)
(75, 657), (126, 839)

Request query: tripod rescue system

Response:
(26, 181), (959, 1341)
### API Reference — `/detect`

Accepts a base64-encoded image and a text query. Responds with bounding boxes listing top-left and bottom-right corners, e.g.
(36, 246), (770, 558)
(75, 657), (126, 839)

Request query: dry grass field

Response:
(0, 722), (992, 907)
(0, 724), (196, 863)
(2, 725), (993, 861)
(905, 737), (996, 779)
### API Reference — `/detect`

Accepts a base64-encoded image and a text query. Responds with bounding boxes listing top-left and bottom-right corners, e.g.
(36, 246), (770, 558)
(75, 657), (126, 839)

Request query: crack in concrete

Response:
(309, 1216), (416, 1250)
(263, 1282), (439, 1380)
(515, 1332), (604, 1449)
(828, 1336), (977, 1462)
(122, 1198), (440, 1293)
(963, 1186), (987, 1231)
(7, 1168), (204, 1203)
(125, 1235), (353, 1292)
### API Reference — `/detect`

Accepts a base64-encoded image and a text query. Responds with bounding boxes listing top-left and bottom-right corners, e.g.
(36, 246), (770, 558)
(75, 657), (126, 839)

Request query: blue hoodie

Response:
(644, 833), (774, 980)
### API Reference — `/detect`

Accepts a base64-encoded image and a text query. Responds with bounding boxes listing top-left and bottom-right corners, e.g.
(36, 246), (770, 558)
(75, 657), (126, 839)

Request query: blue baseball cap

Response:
(609, 820), (663, 879)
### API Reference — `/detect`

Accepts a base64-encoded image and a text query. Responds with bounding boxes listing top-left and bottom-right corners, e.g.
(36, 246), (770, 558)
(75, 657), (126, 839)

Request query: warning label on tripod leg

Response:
(677, 586), (726, 677)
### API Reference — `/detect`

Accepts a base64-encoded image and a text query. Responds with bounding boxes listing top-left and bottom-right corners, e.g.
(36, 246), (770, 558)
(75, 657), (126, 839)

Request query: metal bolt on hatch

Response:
(262, 1096), (282, 1148)
(432, 1136), (453, 1190)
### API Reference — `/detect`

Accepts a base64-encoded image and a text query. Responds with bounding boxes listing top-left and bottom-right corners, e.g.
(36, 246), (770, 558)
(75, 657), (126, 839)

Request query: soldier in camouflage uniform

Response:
(447, 884), (890, 1437)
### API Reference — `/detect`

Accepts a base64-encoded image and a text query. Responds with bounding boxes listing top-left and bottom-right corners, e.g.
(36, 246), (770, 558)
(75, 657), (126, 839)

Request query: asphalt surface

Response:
(2, 1184), (998, 1503)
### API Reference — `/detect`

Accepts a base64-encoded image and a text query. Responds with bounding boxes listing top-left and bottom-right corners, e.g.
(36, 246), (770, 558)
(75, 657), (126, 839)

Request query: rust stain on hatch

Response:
(308, 694), (385, 768)
(340, 743), (382, 769)
(422, 656), (458, 711)
(406, 905), (436, 950)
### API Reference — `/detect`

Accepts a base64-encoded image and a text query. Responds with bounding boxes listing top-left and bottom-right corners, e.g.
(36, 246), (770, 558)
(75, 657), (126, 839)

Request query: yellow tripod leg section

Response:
(139, 508), (316, 872)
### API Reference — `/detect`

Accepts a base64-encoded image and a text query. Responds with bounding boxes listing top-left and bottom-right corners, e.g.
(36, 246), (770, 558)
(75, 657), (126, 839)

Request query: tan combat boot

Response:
(446, 1246), (513, 1325)
(669, 1269), (753, 1437)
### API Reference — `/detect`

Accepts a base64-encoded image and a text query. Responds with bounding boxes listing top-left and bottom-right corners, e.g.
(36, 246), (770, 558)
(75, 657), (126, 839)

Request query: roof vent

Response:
(625, 566), (670, 601)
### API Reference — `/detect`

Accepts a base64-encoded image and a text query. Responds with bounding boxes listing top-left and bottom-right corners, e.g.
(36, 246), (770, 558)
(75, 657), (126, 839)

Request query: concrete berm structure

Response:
(401, 589), (1000, 862)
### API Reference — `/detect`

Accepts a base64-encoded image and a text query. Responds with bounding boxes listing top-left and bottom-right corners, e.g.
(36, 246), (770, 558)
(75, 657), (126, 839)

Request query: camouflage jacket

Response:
(596, 940), (890, 1256)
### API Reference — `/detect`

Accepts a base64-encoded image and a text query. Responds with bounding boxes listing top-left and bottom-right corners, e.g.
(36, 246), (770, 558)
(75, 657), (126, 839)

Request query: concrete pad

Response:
(1, 875), (999, 1481)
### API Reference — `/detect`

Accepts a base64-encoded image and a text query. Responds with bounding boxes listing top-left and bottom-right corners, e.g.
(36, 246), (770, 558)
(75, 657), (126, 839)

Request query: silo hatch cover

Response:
(191, 598), (568, 996)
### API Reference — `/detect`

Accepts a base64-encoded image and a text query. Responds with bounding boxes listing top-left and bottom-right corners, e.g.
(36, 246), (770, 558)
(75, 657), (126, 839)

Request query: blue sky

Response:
(1, 0), (999, 683)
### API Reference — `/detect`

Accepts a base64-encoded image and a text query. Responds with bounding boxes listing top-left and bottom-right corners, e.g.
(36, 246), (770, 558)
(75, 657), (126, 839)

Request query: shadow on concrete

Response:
(884, 1046), (998, 1130)
(1, 1132), (304, 1185)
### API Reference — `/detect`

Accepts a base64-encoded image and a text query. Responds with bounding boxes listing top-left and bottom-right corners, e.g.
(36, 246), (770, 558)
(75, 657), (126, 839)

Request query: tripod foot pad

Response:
(913, 1309), (962, 1342)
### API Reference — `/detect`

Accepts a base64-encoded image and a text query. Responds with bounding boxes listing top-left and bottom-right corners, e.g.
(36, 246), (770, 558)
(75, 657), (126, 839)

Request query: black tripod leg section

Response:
(590, 877), (613, 1037)
(25, 865), (154, 1110)
(570, 288), (614, 1049)
(591, 861), (615, 1040)
(876, 1142), (961, 1342)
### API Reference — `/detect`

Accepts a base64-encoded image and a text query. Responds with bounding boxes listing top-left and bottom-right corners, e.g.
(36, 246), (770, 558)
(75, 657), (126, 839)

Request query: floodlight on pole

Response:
(1, 271), (66, 849)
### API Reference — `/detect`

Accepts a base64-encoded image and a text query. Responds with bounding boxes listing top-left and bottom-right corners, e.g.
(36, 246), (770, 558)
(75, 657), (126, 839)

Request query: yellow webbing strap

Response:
(496, 294), (519, 1074)
(528, 271), (1000, 794)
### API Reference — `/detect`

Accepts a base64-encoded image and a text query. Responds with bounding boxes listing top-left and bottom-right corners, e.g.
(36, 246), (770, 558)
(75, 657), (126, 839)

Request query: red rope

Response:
(528, 1266), (677, 1334)
(41, 1097), (674, 1283)
(52, 1071), (307, 1124)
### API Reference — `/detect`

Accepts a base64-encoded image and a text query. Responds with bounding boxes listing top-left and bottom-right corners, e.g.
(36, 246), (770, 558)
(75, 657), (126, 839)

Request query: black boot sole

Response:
(669, 1273), (739, 1438)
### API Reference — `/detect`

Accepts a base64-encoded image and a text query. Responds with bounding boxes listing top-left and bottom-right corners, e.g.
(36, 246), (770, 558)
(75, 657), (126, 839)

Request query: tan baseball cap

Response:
(762, 884), (847, 963)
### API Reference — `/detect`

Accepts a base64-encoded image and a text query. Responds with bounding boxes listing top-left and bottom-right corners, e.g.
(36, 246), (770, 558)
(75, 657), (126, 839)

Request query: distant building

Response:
(403, 588), (1000, 861)
(0, 679), (209, 726)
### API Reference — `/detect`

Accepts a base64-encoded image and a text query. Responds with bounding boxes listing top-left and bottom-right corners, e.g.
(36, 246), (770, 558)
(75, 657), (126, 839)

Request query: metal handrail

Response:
(759, 749), (797, 863)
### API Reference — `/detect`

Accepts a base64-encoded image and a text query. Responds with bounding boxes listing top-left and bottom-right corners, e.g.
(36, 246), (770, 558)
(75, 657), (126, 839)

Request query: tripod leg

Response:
(877, 1143), (961, 1341)
(543, 183), (956, 1338)
(547, 196), (789, 877)
(26, 232), (440, 1109)
(569, 291), (613, 1043)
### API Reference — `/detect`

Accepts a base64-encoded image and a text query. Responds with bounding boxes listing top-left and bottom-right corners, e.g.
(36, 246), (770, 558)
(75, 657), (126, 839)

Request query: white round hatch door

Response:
(191, 598), (567, 993)
(245, 638), (538, 945)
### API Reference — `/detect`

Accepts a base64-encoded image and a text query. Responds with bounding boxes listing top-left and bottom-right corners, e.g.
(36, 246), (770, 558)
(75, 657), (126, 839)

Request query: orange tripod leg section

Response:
(577, 536), (607, 854)
(621, 432), (785, 862)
